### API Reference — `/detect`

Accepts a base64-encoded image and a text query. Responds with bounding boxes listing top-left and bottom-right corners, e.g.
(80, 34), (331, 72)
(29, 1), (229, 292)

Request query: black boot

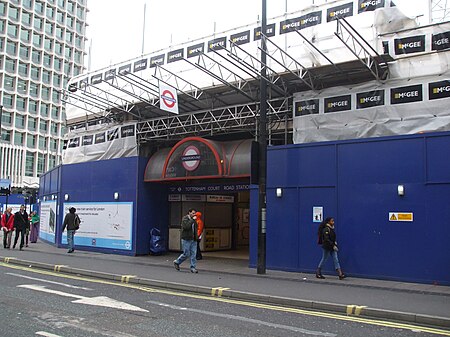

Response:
(316, 268), (325, 279)
(337, 268), (346, 280)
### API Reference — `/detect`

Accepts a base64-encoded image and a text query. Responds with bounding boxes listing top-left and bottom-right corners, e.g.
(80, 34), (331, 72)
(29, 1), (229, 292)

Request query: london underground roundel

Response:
(181, 145), (201, 171)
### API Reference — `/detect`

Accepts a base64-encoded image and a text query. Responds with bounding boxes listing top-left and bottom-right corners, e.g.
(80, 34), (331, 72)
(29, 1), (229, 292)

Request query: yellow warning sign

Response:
(389, 212), (413, 222)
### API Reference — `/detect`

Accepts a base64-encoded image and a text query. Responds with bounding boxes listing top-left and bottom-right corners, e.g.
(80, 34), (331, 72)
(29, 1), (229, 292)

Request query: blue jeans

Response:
(318, 248), (341, 270)
(67, 230), (75, 251)
(175, 239), (197, 269)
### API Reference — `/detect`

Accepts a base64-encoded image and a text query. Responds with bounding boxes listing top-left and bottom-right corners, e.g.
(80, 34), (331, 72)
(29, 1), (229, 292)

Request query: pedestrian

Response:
(13, 205), (29, 250)
(62, 207), (80, 253)
(1, 207), (14, 249)
(173, 208), (199, 273)
(315, 217), (346, 280)
(29, 211), (40, 243)
(195, 211), (204, 260)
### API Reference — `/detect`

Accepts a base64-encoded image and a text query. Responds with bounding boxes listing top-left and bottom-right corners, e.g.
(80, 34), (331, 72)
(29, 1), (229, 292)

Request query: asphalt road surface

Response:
(0, 263), (448, 337)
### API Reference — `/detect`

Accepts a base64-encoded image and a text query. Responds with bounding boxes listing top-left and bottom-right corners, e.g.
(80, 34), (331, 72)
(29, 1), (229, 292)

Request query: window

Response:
(32, 50), (42, 64)
(8, 7), (19, 21)
(67, 1), (74, 13)
(46, 6), (55, 20)
(15, 113), (26, 128)
(22, 12), (32, 26)
(34, 17), (43, 31)
(31, 66), (40, 80)
(73, 65), (81, 76)
(33, 33), (42, 48)
(64, 46), (72, 59)
(1, 111), (12, 125)
(53, 73), (61, 87)
(66, 15), (73, 28)
(39, 120), (48, 133)
(55, 41), (63, 55)
(74, 50), (81, 63)
(28, 116), (37, 130)
(16, 97), (27, 112)
(20, 29), (31, 43)
(75, 35), (83, 49)
(7, 24), (19, 38)
(40, 103), (50, 117)
(3, 76), (15, 90)
(65, 31), (73, 44)
(5, 58), (16, 72)
(38, 136), (47, 149)
(37, 153), (46, 175)
(17, 79), (27, 94)
(76, 20), (83, 34)
(29, 100), (38, 114)
(18, 62), (29, 76)
(50, 138), (58, 151)
(1, 130), (11, 143)
(51, 106), (60, 119)
(19, 45), (30, 60)
(56, 26), (64, 39)
(23, 0), (33, 9)
(35, 1), (45, 15)
(0, 19), (4, 33)
(45, 22), (54, 35)
(51, 122), (58, 135)
(41, 86), (50, 100)
(43, 53), (52, 67)
(52, 90), (60, 104)
(14, 132), (25, 146)
(0, 3), (5, 15)
(56, 11), (64, 24)
(6, 40), (18, 56)
(54, 57), (62, 71)
(64, 62), (71, 76)
(58, 0), (65, 9)
(49, 155), (57, 169)
(27, 134), (37, 148)
(76, 7), (84, 20)
(42, 70), (51, 84)
(44, 37), (53, 51)
(25, 152), (35, 177)
(3, 94), (14, 108)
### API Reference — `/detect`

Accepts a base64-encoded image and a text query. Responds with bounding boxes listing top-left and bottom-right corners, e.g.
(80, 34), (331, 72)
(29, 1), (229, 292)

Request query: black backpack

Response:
(317, 223), (325, 245)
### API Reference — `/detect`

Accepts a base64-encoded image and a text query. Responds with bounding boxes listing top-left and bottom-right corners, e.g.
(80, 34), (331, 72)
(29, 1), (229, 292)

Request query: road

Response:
(0, 262), (448, 337)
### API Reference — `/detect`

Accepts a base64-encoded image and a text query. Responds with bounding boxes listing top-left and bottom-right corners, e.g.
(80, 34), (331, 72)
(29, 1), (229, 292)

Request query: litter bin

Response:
(149, 228), (166, 255)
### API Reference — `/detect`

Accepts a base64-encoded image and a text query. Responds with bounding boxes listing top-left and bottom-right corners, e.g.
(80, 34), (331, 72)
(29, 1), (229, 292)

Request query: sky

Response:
(85, 0), (430, 71)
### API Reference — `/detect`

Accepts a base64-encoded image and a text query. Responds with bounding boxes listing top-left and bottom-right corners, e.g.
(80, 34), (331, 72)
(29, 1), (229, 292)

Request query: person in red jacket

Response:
(195, 211), (204, 260)
(1, 207), (15, 249)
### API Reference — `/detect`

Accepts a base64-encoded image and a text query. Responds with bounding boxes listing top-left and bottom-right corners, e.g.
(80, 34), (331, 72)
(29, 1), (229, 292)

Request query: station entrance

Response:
(167, 189), (250, 257)
(144, 137), (255, 259)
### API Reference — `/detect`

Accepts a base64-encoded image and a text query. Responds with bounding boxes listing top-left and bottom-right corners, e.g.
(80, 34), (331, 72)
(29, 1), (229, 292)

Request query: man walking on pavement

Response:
(13, 205), (28, 250)
(173, 208), (199, 273)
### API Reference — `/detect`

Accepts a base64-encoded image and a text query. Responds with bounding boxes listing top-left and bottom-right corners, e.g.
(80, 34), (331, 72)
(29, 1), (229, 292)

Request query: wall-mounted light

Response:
(276, 188), (283, 198)
(64, 194), (69, 201)
(397, 185), (405, 196)
(37, 198), (40, 203)
(114, 192), (119, 200)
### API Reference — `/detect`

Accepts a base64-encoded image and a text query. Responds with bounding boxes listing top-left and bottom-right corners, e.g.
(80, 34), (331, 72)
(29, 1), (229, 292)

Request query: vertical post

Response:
(141, 3), (147, 54)
(257, 0), (268, 274)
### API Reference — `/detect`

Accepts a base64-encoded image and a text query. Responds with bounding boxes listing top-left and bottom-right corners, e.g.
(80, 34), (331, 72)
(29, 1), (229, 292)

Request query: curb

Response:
(2, 256), (450, 329)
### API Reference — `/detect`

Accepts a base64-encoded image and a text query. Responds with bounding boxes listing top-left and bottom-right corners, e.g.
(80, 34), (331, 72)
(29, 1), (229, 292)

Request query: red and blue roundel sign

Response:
(181, 145), (201, 171)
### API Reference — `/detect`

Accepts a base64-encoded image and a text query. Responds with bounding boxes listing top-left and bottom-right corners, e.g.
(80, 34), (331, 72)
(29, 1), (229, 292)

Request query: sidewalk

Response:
(1, 241), (449, 328)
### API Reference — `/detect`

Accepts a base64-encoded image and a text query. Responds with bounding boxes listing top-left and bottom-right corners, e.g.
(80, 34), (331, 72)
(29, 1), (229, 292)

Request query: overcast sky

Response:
(85, 0), (430, 71)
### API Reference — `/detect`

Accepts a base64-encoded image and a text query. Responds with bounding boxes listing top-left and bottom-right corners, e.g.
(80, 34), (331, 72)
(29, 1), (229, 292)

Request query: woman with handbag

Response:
(316, 217), (346, 280)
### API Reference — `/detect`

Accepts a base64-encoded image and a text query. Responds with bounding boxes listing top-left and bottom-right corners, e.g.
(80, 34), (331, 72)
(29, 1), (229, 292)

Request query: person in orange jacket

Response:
(195, 211), (204, 260)
(1, 207), (15, 249)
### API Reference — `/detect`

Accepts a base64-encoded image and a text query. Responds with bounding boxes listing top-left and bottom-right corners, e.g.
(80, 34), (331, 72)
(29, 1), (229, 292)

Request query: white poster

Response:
(313, 206), (323, 223)
(159, 82), (179, 114)
(40, 201), (57, 243)
(62, 202), (133, 250)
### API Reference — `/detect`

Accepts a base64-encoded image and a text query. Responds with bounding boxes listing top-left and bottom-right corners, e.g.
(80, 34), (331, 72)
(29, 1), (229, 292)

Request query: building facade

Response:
(0, 0), (87, 189)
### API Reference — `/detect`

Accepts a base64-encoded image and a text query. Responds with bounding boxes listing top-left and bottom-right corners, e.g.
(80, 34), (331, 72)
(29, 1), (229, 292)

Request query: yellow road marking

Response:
(121, 275), (136, 283)
(0, 262), (449, 336)
(4, 257), (15, 263)
(53, 265), (66, 272)
(211, 287), (230, 297)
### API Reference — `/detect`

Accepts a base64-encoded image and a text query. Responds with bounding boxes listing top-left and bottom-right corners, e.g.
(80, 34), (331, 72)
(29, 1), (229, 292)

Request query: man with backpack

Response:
(62, 207), (80, 253)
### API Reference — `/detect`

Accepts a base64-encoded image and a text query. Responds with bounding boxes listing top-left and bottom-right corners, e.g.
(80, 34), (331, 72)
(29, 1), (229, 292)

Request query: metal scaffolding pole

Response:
(257, 0), (267, 275)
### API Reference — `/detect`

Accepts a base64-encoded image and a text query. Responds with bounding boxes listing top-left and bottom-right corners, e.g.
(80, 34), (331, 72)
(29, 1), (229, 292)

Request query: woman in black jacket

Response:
(316, 217), (346, 280)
